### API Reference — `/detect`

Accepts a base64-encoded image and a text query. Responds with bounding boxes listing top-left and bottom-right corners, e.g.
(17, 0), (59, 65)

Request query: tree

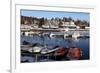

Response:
(82, 20), (89, 27)
(68, 17), (72, 22)
(58, 20), (63, 28)
(74, 20), (82, 26)
(39, 17), (45, 28)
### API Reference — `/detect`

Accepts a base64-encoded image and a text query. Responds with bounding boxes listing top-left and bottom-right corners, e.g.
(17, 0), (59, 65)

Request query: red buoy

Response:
(67, 47), (82, 60)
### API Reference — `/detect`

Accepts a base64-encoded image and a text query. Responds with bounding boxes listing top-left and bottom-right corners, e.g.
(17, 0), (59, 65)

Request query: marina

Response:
(21, 30), (89, 62)
(21, 28), (89, 38)
(20, 10), (90, 63)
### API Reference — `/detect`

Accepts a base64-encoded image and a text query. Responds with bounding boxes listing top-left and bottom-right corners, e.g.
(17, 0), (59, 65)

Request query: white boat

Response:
(21, 45), (33, 52)
(64, 33), (70, 39)
(41, 45), (60, 54)
(21, 43), (43, 53)
(25, 32), (29, 36)
(32, 46), (43, 53)
(49, 33), (64, 38)
(49, 33), (56, 38)
(72, 32), (80, 39)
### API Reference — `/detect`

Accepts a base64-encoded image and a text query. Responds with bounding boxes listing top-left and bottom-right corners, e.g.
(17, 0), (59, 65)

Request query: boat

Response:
(54, 47), (65, 56)
(32, 46), (43, 53)
(21, 44), (33, 53)
(64, 34), (72, 39)
(21, 43), (42, 53)
(24, 32), (29, 36)
(49, 33), (64, 38)
(41, 45), (60, 54)
(67, 47), (82, 60)
(49, 33), (55, 38)
(72, 32), (80, 39)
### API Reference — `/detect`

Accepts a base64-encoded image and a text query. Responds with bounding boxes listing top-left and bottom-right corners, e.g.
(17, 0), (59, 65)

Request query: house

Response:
(50, 25), (59, 29)
(31, 24), (39, 28)
(21, 25), (33, 30)
(60, 21), (77, 29)
(42, 24), (50, 29)
(85, 27), (89, 30)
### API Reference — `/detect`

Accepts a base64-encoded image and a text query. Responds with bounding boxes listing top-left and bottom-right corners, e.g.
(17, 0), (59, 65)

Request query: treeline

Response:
(21, 16), (89, 27)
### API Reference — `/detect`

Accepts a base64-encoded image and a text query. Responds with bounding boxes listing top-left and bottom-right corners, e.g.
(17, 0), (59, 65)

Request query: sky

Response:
(21, 9), (90, 22)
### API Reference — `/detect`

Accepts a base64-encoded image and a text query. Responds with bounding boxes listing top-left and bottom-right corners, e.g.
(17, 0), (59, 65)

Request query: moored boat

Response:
(67, 47), (82, 60)
(72, 32), (80, 39)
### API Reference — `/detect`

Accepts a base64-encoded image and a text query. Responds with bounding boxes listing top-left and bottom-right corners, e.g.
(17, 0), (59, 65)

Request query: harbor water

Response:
(21, 31), (89, 62)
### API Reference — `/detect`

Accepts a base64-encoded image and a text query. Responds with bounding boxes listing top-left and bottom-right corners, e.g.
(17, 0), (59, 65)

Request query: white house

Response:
(42, 24), (50, 29)
(60, 21), (77, 29)
(21, 25), (33, 30)
(85, 27), (90, 30)
(31, 24), (39, 28)
(50, 25), (59, 29)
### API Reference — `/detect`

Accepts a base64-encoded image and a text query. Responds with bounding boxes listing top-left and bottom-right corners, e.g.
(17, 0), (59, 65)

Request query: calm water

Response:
(21, 31), (89, 62)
